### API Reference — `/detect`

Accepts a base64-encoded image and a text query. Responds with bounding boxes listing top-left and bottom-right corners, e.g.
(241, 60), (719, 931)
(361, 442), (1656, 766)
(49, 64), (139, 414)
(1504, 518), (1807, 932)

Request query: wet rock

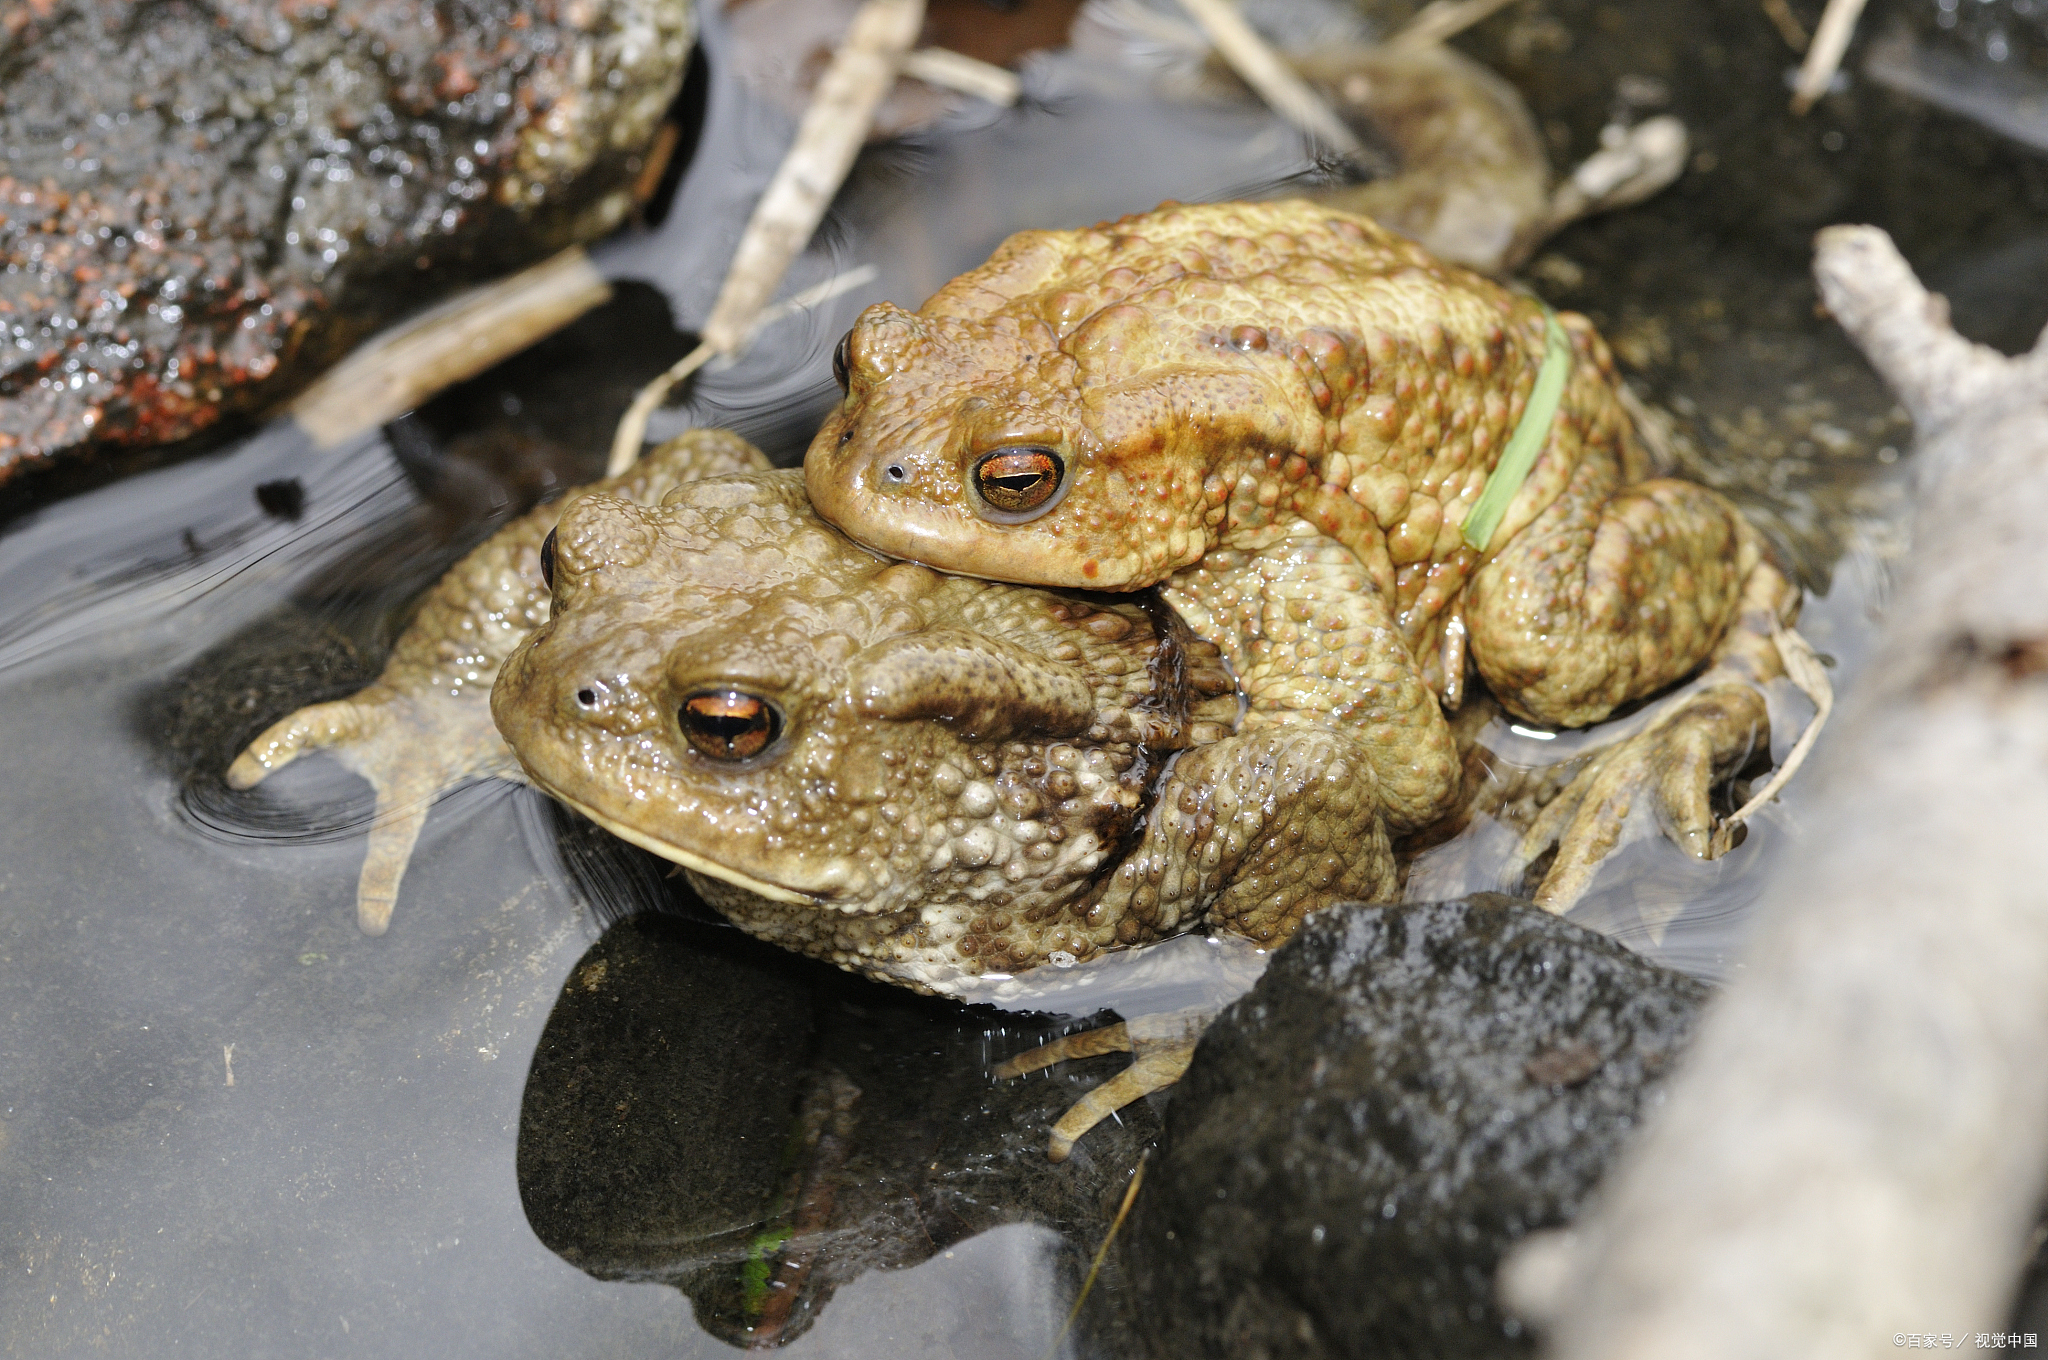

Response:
(0, 0), (695, 483)
(1124, 895), (1707, 1360)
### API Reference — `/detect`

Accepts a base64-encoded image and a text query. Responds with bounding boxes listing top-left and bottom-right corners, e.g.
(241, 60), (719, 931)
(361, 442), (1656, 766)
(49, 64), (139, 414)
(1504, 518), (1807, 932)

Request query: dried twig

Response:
(902, 46), (1022, 105)
(1173, 0), (1369, 165)
(1760, 0), (1811, 53)
(290, 247), (610, 448)
(703, 0), (923, 355)
(605, 0), (923, 475)
(1790, 0), (1869, 114)
(1542, 116), (1690, 233)
(1384, 0), (1519, 56)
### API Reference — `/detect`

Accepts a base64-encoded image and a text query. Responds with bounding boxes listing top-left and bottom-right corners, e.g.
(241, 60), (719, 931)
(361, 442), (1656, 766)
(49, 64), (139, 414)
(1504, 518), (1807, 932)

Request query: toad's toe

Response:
(999, 1008), (1210, 1161)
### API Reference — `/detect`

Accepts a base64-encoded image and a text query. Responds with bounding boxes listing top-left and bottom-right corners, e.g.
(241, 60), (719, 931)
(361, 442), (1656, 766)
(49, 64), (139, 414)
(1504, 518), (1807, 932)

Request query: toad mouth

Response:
(541, 788), (826, 908)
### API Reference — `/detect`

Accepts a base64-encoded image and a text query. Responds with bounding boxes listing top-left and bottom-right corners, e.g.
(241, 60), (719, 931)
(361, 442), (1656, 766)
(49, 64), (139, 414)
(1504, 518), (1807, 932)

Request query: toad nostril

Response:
(884, 463), (907, 483)
(576, 688), (597, 707)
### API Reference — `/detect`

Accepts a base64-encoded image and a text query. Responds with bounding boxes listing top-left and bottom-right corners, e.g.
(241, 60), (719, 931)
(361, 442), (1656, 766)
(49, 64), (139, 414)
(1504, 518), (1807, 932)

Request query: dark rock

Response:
(0, 0), (694, 482)
(1124, 895), (1708, 1360)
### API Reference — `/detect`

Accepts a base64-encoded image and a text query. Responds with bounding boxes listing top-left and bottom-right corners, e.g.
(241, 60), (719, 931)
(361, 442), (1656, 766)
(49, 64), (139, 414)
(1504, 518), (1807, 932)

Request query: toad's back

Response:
(806, 200), (1645, 664)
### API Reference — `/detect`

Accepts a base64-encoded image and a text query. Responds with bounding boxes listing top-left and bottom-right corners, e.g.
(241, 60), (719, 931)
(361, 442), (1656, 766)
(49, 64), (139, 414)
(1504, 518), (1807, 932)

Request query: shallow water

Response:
(2, 0), (2043, 1354)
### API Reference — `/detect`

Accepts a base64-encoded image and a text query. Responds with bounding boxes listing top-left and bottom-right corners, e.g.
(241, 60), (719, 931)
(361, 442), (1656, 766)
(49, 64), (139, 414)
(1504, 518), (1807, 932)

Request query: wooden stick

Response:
(701, 0), (924, 355)
(290, 247), (609, 449)
(604, 0), (923, 475)
(1505, 224), (2048, 1360)
(1789, 0), (1869, 114)
(902, 46), (1022, 106)
(1173, 0), (1369, 164)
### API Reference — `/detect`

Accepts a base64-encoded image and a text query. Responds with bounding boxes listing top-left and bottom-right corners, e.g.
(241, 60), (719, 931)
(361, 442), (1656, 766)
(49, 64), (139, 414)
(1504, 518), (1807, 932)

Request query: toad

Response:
(804, 198), (1809, 917)
(230, 430), (1253, 1155)
(489, 463), (1249, 994)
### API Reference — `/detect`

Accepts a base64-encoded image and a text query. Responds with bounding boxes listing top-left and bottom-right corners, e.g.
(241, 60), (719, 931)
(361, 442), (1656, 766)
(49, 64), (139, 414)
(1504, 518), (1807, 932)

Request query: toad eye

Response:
(832, 329), (853, 393)
(539, 527), (557, 590)
(680, 690), (783, 761)
(971, 446), (1066, 519)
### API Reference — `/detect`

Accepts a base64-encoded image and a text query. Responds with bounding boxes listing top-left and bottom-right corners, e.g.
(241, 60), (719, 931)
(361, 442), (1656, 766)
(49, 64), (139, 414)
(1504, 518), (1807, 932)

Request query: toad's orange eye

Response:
(972, 447), (1065, 517)
(539, 527), (558, 590)
(680, 691), (782, 761)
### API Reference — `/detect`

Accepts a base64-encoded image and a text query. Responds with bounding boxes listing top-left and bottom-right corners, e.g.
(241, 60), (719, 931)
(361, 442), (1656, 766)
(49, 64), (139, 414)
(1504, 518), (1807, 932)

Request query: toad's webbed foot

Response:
(1508, 679), (1770, 913)
(995, 1010), (1205, 1162)
(1512, 617), (1831, 913)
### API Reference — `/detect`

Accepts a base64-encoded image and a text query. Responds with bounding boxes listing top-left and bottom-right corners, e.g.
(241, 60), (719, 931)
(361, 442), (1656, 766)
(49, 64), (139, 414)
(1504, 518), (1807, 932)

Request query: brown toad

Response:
(805, 198), (1805, 915)
(490, 465), (1255, 993)
(229, 429), (1258, 1156)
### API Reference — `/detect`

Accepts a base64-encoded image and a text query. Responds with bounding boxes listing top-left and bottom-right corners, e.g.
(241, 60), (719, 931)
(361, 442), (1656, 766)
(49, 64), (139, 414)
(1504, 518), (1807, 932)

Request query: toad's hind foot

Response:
(1510, 682), (1769, 913)
(993, 1022), (1133, 1077)
(1513, 626), (1831, 914)
(999, 1011), (1205, 1162)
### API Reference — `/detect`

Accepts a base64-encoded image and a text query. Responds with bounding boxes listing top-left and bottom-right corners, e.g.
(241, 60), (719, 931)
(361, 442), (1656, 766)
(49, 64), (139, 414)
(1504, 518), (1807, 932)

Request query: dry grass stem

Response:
(605, 265), (877, 476)
(1044, 1154), (1148, 1360)
(290, 247), (609, 448)
(1174, 0), (1369, 164)
(1709, 624), (1835, 856)
(902, 46), (1023, 105)
(1760, 0), (1812, 52)
(1384, 0), (1519, 55)
(1790, 0), (1869, 113)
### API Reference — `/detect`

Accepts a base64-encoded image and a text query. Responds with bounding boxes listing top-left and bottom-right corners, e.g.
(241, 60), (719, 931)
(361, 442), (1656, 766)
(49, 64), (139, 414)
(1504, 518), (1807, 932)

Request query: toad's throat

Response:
(539, 788), (824, 909)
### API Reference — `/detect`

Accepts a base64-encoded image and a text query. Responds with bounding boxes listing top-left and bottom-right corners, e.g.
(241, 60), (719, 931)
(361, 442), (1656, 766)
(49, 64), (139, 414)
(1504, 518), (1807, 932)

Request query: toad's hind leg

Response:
(1467, 464), (1805, 908)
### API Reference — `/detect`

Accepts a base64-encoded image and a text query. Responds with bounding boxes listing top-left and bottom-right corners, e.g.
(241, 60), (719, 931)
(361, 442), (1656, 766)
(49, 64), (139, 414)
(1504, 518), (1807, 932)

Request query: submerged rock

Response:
(1123, 895), (1706, 1360)
(0, 0), (695, 483)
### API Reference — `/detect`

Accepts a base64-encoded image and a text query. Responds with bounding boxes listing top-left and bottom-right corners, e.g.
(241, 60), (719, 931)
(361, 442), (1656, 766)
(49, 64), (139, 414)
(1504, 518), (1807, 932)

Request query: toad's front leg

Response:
(1093, 523), (1460, 945)
(228, 429), (772, 933)
(1003, 531), (1450, 1159)
(1466, 461), (1806, 909)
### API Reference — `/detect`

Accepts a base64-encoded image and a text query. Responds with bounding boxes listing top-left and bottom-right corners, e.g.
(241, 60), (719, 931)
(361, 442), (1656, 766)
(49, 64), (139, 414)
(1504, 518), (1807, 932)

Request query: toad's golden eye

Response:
(832, 329), (853, 392)
(539, 527), (558, 590)
(680, 691), (782, 761)
(972, 447), (1065, 516)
